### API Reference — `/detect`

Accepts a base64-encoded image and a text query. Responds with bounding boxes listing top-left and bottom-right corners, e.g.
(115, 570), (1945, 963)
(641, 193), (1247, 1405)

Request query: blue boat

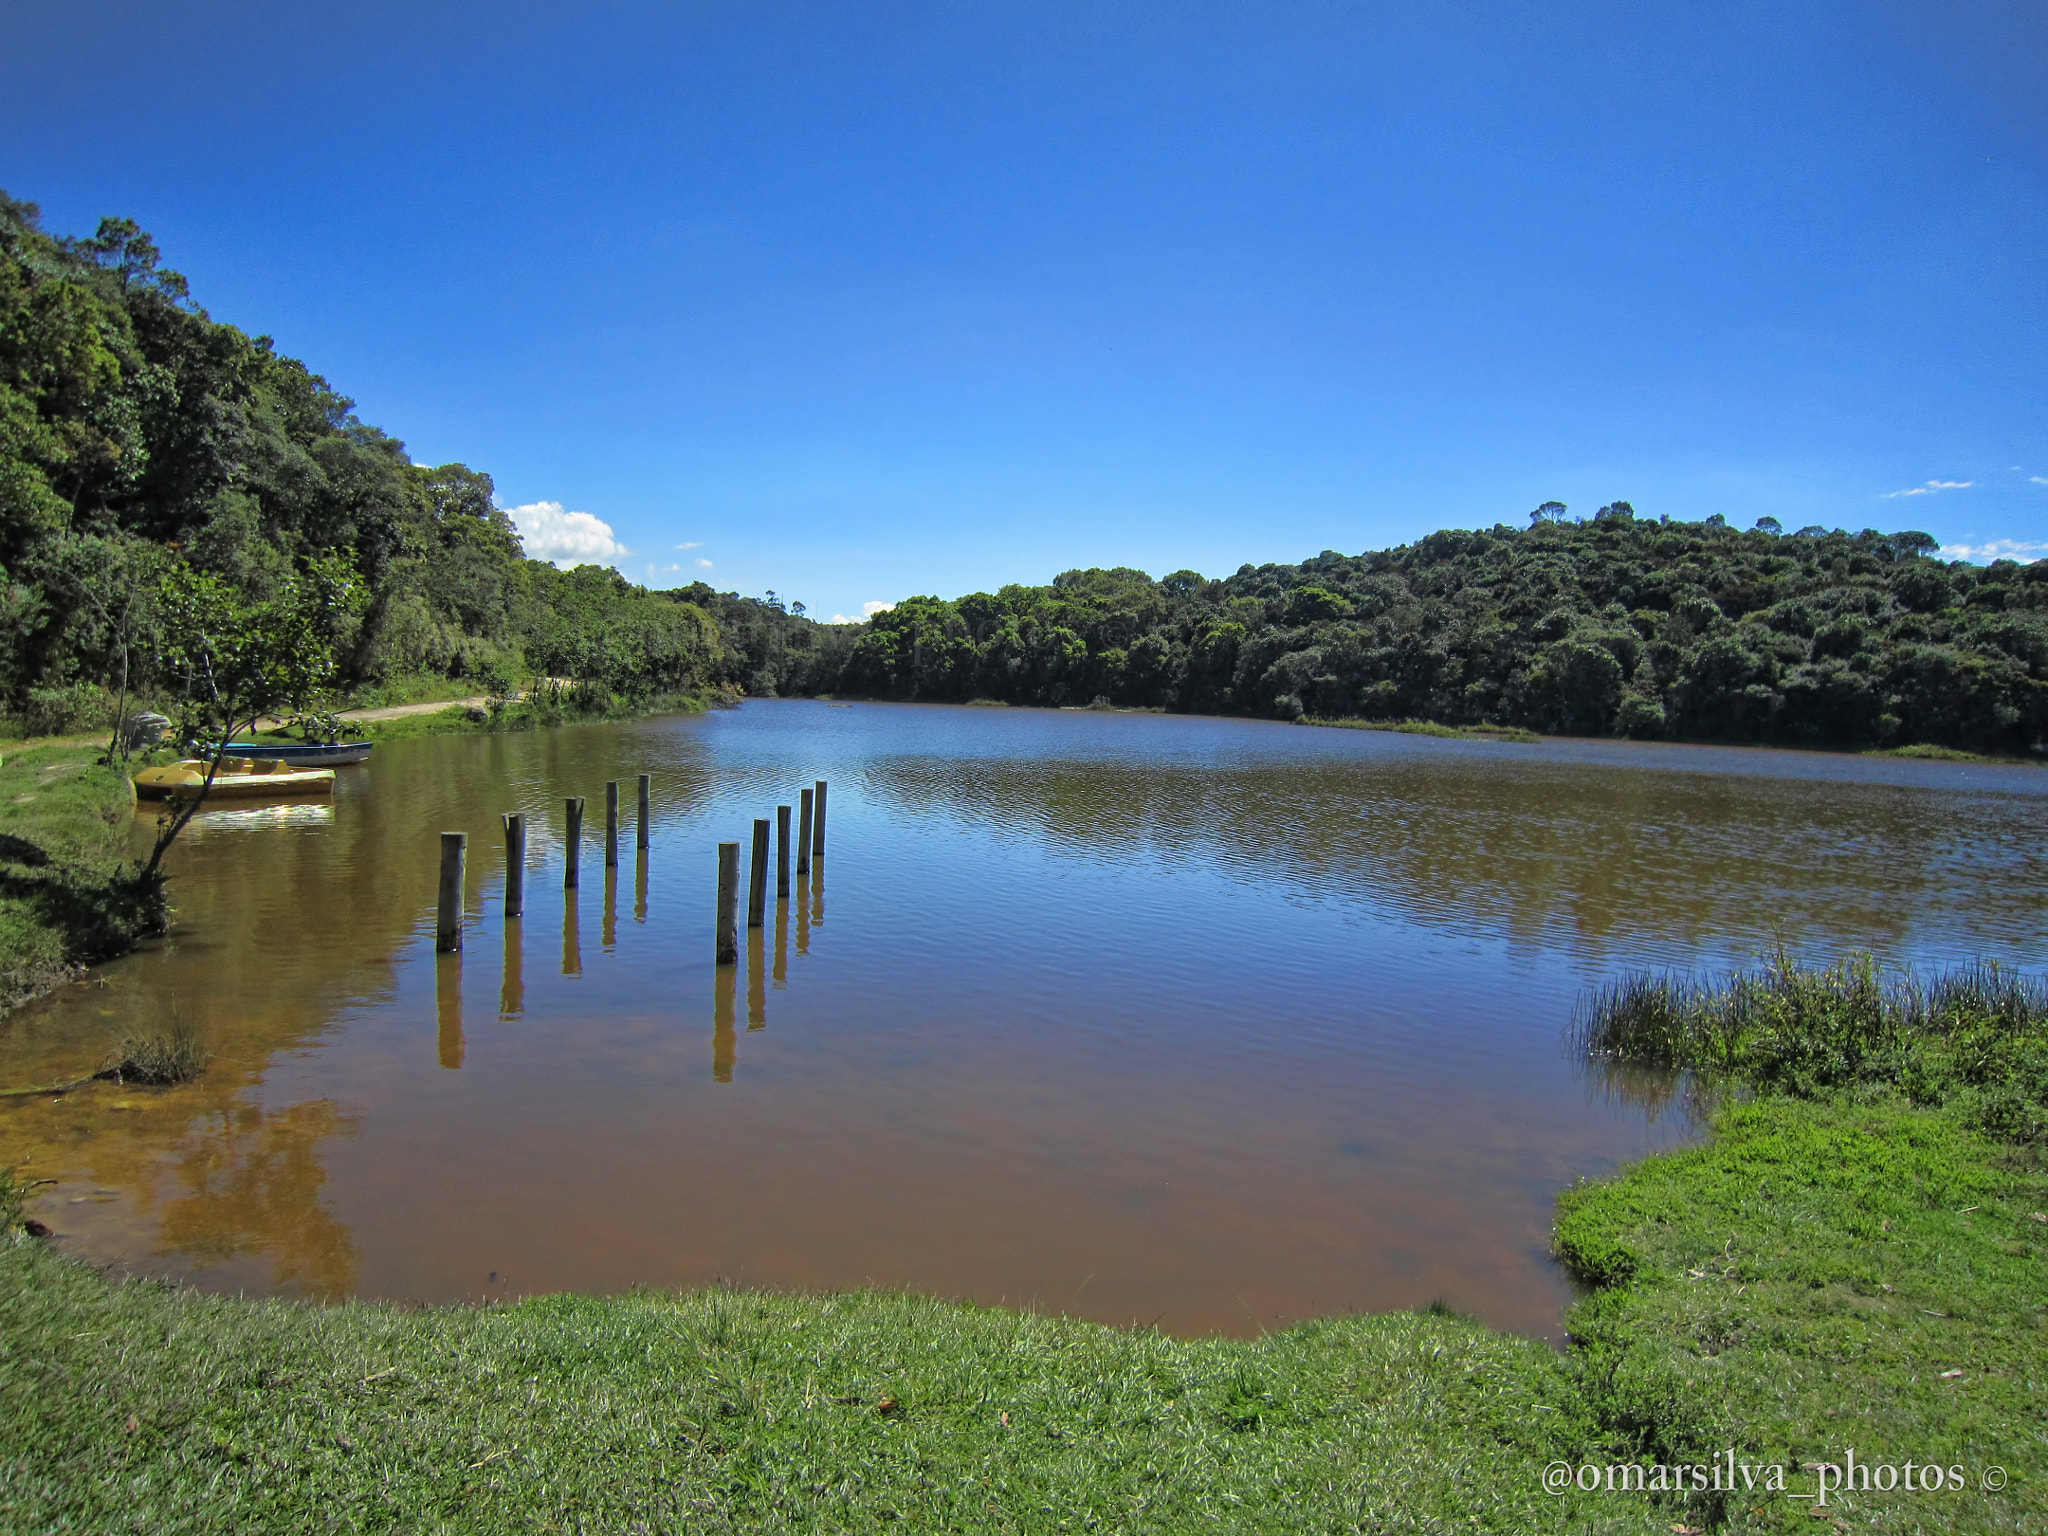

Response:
(220, 741), (376, 767)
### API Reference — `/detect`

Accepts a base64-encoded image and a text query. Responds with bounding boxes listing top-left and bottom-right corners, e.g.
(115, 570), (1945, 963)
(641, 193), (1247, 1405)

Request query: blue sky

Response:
(8, 1), (2045, 618)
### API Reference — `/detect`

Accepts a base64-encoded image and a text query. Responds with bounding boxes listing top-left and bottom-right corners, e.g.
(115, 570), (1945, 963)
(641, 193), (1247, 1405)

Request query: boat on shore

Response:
(134, 759), (338, 800)
(219, 740), (375, 766)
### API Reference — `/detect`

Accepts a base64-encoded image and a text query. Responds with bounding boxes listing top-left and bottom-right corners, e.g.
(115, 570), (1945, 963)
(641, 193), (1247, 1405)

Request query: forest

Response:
(3, 193), (2042, 755)
(844, 511), (2048, 752)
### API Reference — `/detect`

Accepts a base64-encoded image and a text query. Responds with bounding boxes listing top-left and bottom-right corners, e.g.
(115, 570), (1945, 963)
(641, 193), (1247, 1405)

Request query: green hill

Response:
(842, 511), (2047, 754)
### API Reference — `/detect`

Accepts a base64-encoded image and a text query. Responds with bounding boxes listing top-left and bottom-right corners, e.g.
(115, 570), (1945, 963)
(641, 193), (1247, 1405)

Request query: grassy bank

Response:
(242, 687), (729, 747)
(0, 740), (151, 1012)
(0, 1207), (1635, 1533)
(1554, 953), (2048, 1532)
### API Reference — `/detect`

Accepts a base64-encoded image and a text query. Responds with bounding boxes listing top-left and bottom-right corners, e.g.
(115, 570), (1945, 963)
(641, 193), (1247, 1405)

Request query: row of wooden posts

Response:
(433, 777), (828, 964)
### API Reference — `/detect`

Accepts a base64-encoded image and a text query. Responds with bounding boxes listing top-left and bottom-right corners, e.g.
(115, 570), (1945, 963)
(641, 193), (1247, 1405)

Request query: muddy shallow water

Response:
(4, 703), (2042, 1338)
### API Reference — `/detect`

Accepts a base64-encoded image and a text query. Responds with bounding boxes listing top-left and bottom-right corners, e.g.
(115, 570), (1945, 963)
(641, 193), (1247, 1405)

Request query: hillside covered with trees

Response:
(4, 192), (2041, 755)
(0, 193), (830, 732)
(843, 510), (2047, 754)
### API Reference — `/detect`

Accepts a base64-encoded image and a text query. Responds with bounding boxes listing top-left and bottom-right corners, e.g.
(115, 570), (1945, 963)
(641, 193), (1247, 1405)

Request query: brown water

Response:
(3, 703), (2042, 1338)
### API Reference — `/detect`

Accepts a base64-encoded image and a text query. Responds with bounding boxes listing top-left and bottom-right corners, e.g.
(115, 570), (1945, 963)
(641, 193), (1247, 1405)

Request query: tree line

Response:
(844, 512), (2046, 753)
(4, 193), (2041, 755)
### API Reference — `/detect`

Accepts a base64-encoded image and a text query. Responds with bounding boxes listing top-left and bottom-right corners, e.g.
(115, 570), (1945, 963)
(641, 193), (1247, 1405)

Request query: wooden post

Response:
(436, 832), (466, 952)
(605, 780), (620, 868)
(716, 842), (739, 963)
(501, 813), (525, 918)
(812, 779), (828, 859)
(636, 773), (651, 850)
(747, 818), (769, 928)
(564, 796), (584, 888)
(776, 805), (791, 898)
(797, 788), (813, 877)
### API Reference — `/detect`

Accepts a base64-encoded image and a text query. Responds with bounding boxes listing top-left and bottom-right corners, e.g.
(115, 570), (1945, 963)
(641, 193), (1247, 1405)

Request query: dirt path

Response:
(246, 697), (490, 732)
(333, 697), (491, 723)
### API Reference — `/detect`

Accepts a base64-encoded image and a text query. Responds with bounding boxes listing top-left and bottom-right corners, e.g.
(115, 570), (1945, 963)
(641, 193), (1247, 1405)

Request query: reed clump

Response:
(1576, 951), (2048, 1137)
(106, 1011), (209, 1086)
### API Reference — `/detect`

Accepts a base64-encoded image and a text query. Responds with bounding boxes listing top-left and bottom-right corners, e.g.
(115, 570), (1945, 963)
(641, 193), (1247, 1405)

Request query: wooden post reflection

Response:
(713, 960), (736, 1082)
(633, 847), (648, 924)
(436, 952), (464, 1069)
(773, 897), (788, 988)
(562, 888), (581, 976)
(602, 864), (618, 950)
(796, 870), (811, 955)
(747, 924), (766, 1030)
(810, 862), (824, 925)
(499, 917), (524, 1018)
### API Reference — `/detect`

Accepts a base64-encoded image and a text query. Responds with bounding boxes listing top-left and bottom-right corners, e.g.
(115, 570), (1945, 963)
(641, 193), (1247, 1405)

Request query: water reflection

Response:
(156, 1099), (359, 1297)
(602, 866), (618, 950)
(773, 900), (788, 988)
(712, 962), (737, 1082)
(181, 801), (337, 834)
(857, 736), (2047, 968)
(747, 927), (766, 1030)
(435, 954), (463, 1069)
(500, 918), (524, 1018)
(562, 891), (581, 976)
(633, 848), (648, 924)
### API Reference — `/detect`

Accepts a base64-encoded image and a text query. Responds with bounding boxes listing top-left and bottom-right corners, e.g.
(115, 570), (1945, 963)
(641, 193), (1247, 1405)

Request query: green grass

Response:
(1869, 743), (1990, 763)
(1298, 716), (1543, 743)
(0, 1223), (1659, 1534)
(0, 740), (152, 1010)
(1864, 743), (2047, 765)
(1555, 1099), (2047, 1534)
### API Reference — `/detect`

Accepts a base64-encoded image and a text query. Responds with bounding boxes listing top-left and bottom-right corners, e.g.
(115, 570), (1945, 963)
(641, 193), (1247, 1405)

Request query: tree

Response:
(140, 553), (365, 882)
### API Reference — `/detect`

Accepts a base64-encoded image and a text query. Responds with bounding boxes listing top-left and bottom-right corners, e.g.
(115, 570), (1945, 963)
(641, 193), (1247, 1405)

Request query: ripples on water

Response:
(2, 702), (2041, 1338)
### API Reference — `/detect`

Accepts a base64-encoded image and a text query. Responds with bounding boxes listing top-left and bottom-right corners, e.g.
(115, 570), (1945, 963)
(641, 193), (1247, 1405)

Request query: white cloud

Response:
(2032, 476), (2048, 486)
(675, 541), (703, 550)
(1938, 539), (2048, 563)
(507, 501), (631, 567)
(828, 600), (897, 624)
(1879, 479), (1974, 499)
(696, 557), (714, 568)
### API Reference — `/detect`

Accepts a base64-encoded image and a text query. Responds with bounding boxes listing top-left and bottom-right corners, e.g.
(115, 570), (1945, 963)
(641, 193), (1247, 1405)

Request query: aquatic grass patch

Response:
(1299, 716), (1542, 743)
(0, 1235), (1660, 1535)
(105, 1010), (208, 1086)
(1576, 953), (2048, 1138)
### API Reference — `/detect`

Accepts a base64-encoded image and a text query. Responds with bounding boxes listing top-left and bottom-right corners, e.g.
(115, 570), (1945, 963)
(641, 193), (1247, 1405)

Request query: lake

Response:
(3, 702), (2042, 1339)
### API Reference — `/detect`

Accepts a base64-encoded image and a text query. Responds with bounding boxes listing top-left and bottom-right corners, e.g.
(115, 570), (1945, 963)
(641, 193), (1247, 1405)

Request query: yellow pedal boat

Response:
(134, 758), (337, 800)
